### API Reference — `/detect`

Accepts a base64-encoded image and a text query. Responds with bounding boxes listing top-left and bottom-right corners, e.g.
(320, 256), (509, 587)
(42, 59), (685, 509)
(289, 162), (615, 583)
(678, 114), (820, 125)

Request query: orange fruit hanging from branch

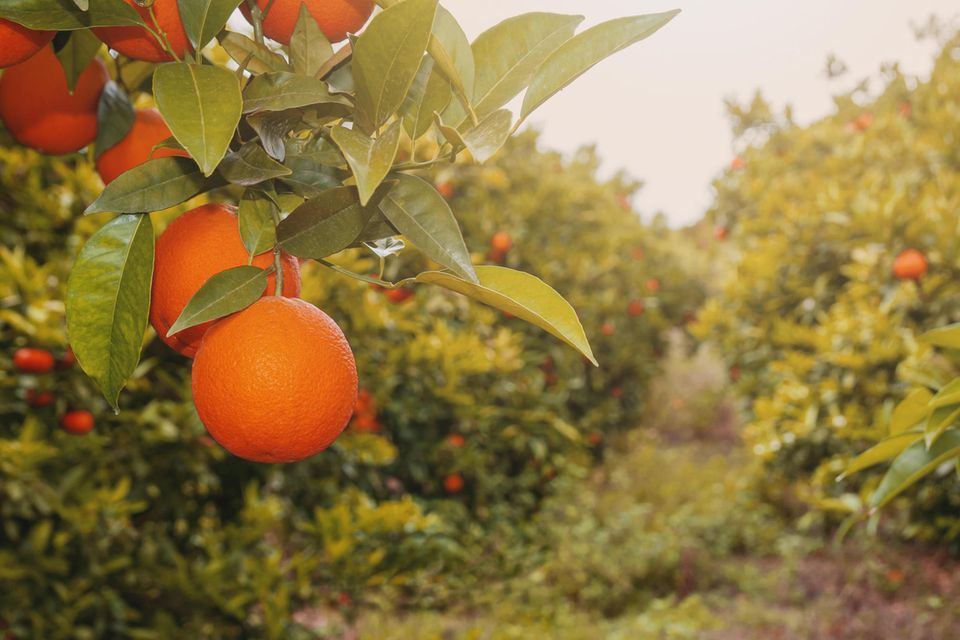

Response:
(96, 109), (188, 184)
(242, 0), (376, 44)
(0, 18), (54, 68)
(92, 0), (191, 62)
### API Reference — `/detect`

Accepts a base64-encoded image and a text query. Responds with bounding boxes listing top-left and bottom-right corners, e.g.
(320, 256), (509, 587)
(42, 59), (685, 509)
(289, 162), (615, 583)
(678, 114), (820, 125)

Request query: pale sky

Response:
(444, 1), (959, 225)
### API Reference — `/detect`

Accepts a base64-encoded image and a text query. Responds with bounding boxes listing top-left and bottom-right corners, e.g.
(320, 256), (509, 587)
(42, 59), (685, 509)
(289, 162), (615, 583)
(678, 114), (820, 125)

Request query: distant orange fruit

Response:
(853, 111), (874, 131)
(0, 18), (54, 68)
(645, 278), (660, 293)
(443, 473), (464, 493)
(892, 248), (928, 281)
(627, 300), (644, 317)
(384, 287), (414, 304)
(61, 410), (94, 435)
(352, 413), (381, 433)
(192, 297), (358, 463)
(617, 194), (631, 211)
(151, 203), (301, 357)
(96, 109), (188, 184)
(26, 389), (55, 408)
(587, 432), (603, 446)
(13, 347), (55, 374)
(600, 322), (615, 337)
(713, 225), (728, 241)
(448, 434), (465, 448)
(897, 101), (912, 118)
(242, 0), (376, 44)
(92, 0), (191, 62)
(56, 347), (77, 370)
(436, 181), (455, 199)
(491, 231), (513, 254)
(631, 246), (645, 260)
(0, 46), (107, 154)
(610, 387), (623, 399)
(730, 155), (746, 171)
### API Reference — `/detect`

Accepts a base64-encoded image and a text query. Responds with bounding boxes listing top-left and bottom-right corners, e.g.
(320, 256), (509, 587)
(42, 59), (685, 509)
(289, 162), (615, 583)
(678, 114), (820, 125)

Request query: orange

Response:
(443, 474), (464, 493)
(191, 297), (358, 463)
(645, 278), (660, 293)
(0, 46), (107, 155)
(61, 410), (95, 435)
(241, 0), (376, 45)
(92, 0), (191, 62)
(600, 322), (615, 337)
(892, 248), (928, 281)
(96, 109), (187, 184)
(491, 231), (513, 253)
(627, 300), (644, 317)
(0, 18), (54, 68)
(713, 225), (728, 241)
(151, 203), (301, 357)
(448, 434), (465, 448)
(384, 287), (414, 304)
(13, 347), (55, 374)
(26, 389), (55, 408)
(436, 181), (454, 199)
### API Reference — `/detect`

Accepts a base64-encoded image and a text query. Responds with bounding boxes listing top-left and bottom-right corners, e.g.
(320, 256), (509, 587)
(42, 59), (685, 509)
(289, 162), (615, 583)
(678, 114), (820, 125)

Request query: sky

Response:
(443, 1), (959, 225)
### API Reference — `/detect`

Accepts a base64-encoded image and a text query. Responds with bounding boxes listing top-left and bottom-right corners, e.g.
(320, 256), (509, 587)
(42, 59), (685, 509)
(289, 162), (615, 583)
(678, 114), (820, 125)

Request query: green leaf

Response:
(66, 214), (154, 410)
(839, 430), (924, 479)
(400, 56), (451, 140)
(461, 109), (512, 162)
(55, 29), (102, 93)
(433, 111), (466, 149)
(290, 3), (333, 77)
(925, 403), (960, 448)
(85, 157), (209, 214)
(178, 0), (241, 51)
(470, 13), (583, 120)
(352, 0), (438, 130)
(870, 429), (960, 509)
(416, 265), (596, 365)
(167, 265), (268, 337)
(277, 186), (373, 259)
(520, 10), (679, 123)
(330, 122), (401, 206)
(218, 142), (292, 186)
(280, 144), (341, 197)
(238, 189), (278, 257)
(920, 323), (960, 350)
(0, 0), (144, 30)
(219, 31), (290, 74)
(94, 81), (135, 159)
(890, 387), (933, 434)
(246, 110), (302, 161)
(930, 378), (960, 409)
(153, 63), (242, 177)
(243, 72), (352, 114)
(426, 5), (473, 119)
(379, 174), (476, 283)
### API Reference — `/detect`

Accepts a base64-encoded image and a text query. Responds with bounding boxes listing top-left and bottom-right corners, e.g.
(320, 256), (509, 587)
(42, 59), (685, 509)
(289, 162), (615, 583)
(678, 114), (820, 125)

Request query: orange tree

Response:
(0, 0), (685, 635)
(693, 30), (960, 543)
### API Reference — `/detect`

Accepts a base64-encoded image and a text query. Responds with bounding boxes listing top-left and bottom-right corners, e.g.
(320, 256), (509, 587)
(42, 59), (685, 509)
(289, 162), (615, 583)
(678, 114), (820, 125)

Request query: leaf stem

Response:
(147, 6), (181, 63)
(318, 259), (413, 288)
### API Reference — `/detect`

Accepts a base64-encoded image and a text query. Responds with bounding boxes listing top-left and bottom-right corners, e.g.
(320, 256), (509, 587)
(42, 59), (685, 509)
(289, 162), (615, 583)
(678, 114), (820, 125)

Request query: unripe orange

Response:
(0, 18), (54, 68)
(96, 109), (188, 184)
(61, 410), (94, 435)
(0, 46), (107, 154)
(13, 347), (55, 374)
(191, 297), (358, 463)
(443, 474), (464, 493)
(92, 0), (191, 62)
(892, 249), (928, 281)
(150, 203), (301, 357)
(241, 0), (375, 45)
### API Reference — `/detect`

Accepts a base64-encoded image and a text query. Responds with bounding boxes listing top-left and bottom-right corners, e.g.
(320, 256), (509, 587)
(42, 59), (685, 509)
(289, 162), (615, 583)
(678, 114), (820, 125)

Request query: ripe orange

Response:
(61, 410), (94, 435)
(730, 155), (746, 171)
(0, 46), (107, 154)
(92, 0), (191, 62)
(191, 297), (358, 463)
(384, 287), (414, 304)
(352, 414), (381, 433)
(151, 203), (301, 357)
(892, 248), (928, 281)
(96, 109), (188, 184)
(0, 18), (54, 68)
(600, 322), (615, 337)
(26, 389), (55, 408)
(491, 231), (513, 253)
(443, 473), (464, 493)
(627, 300), (644, 317)
(242, 0), (376, 44)
(448, 434), (465, 448)
(13, 347), (55, 374)
(645, 278), (660, 293)
(853, 111), (874, 131)
(436, 181), (455, 199)
(713, 225), (728, 241)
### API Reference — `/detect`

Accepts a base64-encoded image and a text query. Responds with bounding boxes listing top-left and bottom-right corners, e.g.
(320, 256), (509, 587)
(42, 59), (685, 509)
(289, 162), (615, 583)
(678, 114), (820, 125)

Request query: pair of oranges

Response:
(12, 347), (93, 434)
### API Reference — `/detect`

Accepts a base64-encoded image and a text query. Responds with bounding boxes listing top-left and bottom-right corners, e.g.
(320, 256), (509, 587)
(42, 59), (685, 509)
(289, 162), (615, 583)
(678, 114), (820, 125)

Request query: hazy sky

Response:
(443, 1), (959, 225)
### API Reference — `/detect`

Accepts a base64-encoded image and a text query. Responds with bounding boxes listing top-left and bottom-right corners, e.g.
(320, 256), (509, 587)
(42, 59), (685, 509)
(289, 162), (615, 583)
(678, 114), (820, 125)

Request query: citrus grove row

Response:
(0, 0), (678, 463)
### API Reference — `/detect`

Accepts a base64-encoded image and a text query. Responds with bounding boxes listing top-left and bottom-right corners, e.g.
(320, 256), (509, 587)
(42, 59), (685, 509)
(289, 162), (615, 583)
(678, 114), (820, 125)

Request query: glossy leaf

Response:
(178, 0), (241, 51)
(167, 266), (269, 337)
(426, 5), (473, 119)
(930, 378), (960, 409)
(379, 174), (476, 283)
(219, 142), (292, 186)
(470, 12), (582, 120)
(520, 10), (679, 122)
(85, 157), (209, 214)
(246, 110), (302, 161)
(890, 388), (933, 434)
(416, 266), (596, 365)
(243, 72), (352, 114)
(0, 0), (143, 30)
(461, 109), (512, 162)
(66, 214), (154, 410)
(870, 429), (960, 509)
(154, 63), (243, 176)
(330, 122), (401, 205)
(55, 29), (102, 93)
(839, 430), (924, 479)
(219, 31), (290, 74)
(238, 189), (278, 257)
(925, 404), (960, 448)
(352, 0), (438, 130)
(277, 186), (372, 259)
(94, 81), (135, 159)
(400, 56), (451, 140)
(290, 3), (333, 77)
